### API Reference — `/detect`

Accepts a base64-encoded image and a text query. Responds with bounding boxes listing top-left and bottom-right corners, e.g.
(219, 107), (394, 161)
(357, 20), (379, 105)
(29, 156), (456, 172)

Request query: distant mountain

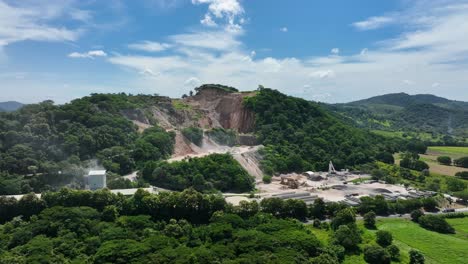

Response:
(330, 93), (468, 142)
(0, 101), (24, 112)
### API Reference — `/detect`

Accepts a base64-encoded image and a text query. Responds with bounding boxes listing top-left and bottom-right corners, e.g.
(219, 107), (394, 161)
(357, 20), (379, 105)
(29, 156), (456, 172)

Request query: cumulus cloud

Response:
(184, 77), (201, 87)
(331, 48), (339, 55)
(280, 27), (288, 32)
(192, 0), (244, 28)
(68, 50), (107, 58)
(128, 41), (171, 52)
(106, 0), (468, 102)
(201, 14), (217, 27)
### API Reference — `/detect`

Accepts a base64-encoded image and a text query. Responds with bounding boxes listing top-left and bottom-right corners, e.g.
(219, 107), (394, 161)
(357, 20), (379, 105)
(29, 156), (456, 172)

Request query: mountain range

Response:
(0, 101), (23, 112)
(330, 92), (468, 142)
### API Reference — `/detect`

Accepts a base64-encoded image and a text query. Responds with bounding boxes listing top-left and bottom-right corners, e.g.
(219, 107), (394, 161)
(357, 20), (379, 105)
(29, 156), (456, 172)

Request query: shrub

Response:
(454, 157), (468, 168)
(376, 230), (393, 247)
(363, 211), (376, 229)
(363, 245), (390, 264)
(418, 215), (455, 233)
(262, 175), (272, 184)
(436, 156), (451, 165)
(181, 127), (203, 146)
(409, 249), (425, 264)
(386, 244), (400, 260)
(455, 171), (468, 180)
(411, 209), (424, 222)
(332, 224), (361, 251)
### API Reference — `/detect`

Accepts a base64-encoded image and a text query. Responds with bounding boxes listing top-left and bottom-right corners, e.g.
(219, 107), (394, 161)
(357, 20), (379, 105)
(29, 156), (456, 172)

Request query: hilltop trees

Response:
(244, 88), (399, 173)
(0, 94), (175, 195)
(141, 154), (254, 193)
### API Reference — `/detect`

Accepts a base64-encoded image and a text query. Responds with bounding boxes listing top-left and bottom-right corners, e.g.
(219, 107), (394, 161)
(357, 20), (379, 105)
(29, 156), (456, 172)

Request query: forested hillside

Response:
(0, 94), (174, 194)
(330, 92), (468, 144)
(244, 88), (405, 174)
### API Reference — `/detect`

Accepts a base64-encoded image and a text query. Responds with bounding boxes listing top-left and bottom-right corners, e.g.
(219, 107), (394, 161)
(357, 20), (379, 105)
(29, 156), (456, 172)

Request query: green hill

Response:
(331, 93), (468, 144)
(0, 101), (24, 112)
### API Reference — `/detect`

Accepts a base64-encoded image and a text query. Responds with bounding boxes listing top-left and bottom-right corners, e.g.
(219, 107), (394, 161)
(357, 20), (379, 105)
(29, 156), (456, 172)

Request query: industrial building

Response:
(87, 170), (107, 190)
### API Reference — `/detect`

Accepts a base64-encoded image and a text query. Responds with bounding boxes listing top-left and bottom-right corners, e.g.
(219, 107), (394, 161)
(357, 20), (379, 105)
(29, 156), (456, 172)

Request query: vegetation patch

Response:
(377, 218), (468, 264)
(141, 153), (254, 193)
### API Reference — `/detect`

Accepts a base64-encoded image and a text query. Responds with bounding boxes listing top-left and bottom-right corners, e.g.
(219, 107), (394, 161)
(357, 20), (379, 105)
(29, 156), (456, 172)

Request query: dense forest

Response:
(0, 94), (174, 195)
(141, 154), (254, 193)
(244, 88), (406, 174)
(0, 188), (436, 263)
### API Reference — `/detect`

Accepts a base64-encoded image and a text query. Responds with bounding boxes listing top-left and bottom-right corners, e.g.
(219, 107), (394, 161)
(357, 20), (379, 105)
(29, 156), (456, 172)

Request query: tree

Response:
(436, 156), (451, 165)
(363, 245), (390, 264)
(387, 244), (400, 261)
(409, 249), (425, 264)
(309, 198), (326, 219)
(376, 230), (393, 247)
(363, 211), (376, 229)
(332, 225), (361, 251)
(454, 157), (468, 168)
(455, 171), (468, 180)
(376, 152), (395, 164)
(331, 208), (355, 230)
(446, 177), (466, 192)
(411, 209), (424, 222)
(418, 215), (455, 234)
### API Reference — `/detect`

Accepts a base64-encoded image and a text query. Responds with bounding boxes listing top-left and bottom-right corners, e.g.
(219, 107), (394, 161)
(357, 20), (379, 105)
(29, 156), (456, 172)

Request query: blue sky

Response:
(1, 0), (468, 103)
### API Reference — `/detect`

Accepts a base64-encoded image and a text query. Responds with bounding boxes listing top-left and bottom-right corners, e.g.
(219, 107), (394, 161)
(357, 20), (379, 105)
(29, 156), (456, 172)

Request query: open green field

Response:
(377, 218), (468, 264)
(428, 146), (468, 159)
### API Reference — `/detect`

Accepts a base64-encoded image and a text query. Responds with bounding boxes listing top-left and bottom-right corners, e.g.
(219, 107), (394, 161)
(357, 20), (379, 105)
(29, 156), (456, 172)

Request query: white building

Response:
(87, 170), (107, 190)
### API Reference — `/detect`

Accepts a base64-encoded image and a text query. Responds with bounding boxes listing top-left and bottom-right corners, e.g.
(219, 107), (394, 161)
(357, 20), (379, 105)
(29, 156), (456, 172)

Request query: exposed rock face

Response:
(187, 87), (256, 133)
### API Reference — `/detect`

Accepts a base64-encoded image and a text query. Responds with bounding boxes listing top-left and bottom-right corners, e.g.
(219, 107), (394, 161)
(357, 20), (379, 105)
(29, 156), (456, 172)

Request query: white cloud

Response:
(201, 14), (217, 27)
(352, 16), (394, 30)
(140, 68), (160, 78)
(432, 82), (440, 88)
(128, 41), (171, 52)
(331, 48), (340, 54)
(184, 77), (201, 87)
(280, 27), (288, 32)
(106, 0), (468, 102)
(192, 0), (244, 28)
(0, 1), (87, 47)
(310, 70), (336, 79)
(68, 50), (107, 58)
(169, 28), (243, 51)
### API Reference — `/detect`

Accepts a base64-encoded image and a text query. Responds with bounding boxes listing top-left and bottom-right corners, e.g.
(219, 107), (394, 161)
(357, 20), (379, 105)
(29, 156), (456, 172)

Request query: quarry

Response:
(0, 85), (439, 207)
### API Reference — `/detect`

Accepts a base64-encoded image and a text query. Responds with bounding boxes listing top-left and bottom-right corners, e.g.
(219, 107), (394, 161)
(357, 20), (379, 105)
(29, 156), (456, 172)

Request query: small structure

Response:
(280, 176), (300, 189)
(303, 171), (325, 181)
(87, 170), (107, 190)
(328, 161), (337, 175)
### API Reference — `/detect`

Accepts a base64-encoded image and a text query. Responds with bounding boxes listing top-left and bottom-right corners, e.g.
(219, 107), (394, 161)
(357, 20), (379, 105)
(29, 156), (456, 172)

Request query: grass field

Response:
(427, 146), (468, 159)
(377, 218), (468, 264)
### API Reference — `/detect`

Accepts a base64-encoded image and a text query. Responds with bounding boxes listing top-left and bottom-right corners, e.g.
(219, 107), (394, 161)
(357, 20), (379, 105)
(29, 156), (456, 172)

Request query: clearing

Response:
(427, 146), (468, 159)
(377, 218), (468, 264)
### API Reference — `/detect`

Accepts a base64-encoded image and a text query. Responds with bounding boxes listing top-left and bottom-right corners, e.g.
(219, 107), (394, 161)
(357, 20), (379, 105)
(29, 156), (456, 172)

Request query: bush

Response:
(455, 171), (468, 180)
(376, 230), (393, 247)
(386, 244), (400, 260)
(262, 175), (272, 184)
(411, 209), (424, 222)
(181, 127), (203, 146)
(418, 215), (455, 234)
(376, 152), (395, 164)
(363, 245), (390, 264)
(454, 157), (468, 168)
(409, 249), (425, 264)
(363, 211), (376, 229)
(332, 224), (361, 251)
(436, 156), (451, 165)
